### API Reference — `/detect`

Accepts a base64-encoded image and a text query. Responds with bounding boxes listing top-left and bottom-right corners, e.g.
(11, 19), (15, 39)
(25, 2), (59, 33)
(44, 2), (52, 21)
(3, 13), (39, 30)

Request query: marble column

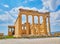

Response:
(26, 15), (29, 35)
(26, 15), (28, 23)
(38, 16), (40, 35)
(47, 15), (51, 36)
(31, 15), (36, 35)
(11, 28), (12, 32)
(32, 15), (34, 25)
(43, 16), (48, 35)
(14, 12), (22, 37)
(8, 28), (12, 36)
(23, 26), (25, 30)
(10, 28), (12, 32)
(18, 14), (22, 36)
(38, 16), (40, 24)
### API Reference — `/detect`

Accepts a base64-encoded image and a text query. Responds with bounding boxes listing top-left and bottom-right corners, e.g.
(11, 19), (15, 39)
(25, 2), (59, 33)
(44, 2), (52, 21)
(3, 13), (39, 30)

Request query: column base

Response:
(14, 35), (22, 37)
(48, 34), (51, 36)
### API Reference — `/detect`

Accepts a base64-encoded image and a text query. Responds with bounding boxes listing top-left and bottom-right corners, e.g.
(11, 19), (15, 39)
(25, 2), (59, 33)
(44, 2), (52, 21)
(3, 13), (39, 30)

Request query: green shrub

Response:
(4, 36), (15, 39)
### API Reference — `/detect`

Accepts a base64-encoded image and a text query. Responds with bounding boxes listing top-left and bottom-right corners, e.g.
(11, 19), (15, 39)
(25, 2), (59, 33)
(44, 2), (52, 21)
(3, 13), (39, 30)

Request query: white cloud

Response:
(10, 6), (51, 25)
(18, 6), (60, 26)
(0, 6), (48, 26)
(3, 4), (9, 8)
(29, 0), (34, 1)
(0, 24), (7, 26)
(0, 11), (16, 26)
(23, 0), (34, 3)
(0, 6), (60, 26)
(41, 0), (60, 11)
(50, 10), (60, 25)
(56, 0), (60, 6)
(0, 11), (14, 21)
(0, 9), (3, 11)
(38, 7), (49, 12)
(23, 0), (27, 3)
(16, 6), (49, 13)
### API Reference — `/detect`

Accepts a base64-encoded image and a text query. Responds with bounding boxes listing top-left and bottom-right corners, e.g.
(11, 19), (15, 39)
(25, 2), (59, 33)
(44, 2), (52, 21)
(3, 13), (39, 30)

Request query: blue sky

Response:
(0, 0), (60, 35)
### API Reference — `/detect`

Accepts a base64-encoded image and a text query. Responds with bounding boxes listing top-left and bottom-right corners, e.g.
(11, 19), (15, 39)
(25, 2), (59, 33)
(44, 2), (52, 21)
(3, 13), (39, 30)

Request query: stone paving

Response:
(0, 37), (60, 44)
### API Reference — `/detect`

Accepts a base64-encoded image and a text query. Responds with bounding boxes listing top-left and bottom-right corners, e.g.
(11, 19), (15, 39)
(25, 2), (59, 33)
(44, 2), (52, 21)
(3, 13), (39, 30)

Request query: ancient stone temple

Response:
(8, 9), (51, 37)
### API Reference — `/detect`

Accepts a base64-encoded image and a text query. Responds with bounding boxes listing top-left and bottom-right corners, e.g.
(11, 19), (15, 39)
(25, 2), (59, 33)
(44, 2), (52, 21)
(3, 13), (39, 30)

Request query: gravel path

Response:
(0, 37), (60, 44)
